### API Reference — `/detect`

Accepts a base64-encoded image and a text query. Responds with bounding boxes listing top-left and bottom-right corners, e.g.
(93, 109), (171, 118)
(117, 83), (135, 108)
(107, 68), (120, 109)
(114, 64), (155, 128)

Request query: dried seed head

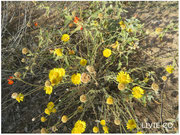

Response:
(32, 117), (36, 121)
(81, 73), (91, 84)
(151, 82), (159, 91)
(11, 92), (18, 99)
(45, 80), (51, 87)
(49, 49), (54, 54)
(162, 76), (167, 81)
(41, 128), (48, 134)
(14, 72), (21, 78)
(114, 119), (120, 125)
(21, 58), (26, 63)
(86, 65), (95, 73)
(118, 83), (125, 91)
(22, 48), (29, 55)
(80, 94), (87, 103)
(61, 115), (68, 123)
(51, 126), (58, 132)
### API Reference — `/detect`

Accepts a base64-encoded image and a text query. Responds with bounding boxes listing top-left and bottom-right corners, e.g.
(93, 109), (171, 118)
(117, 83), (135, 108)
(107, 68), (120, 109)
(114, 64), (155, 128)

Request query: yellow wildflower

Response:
(132, 86), (144, 99)
(16, 93), (24, 103)
(74, 120), (86, 133)
(93, 126), (99, 133)
(106, 96), (114, 105)
(54, 48), (63, 56)
(143, 77), (149, 83)
(71, 73), (81, 85)
(80, 59), (87, 66)
(52, 108), (57, 113)
(103, 48), (112, 58)
(137, 131), (143, 134)
(100, 120), (106, 126)
(103, 126), (109, 133)
(47, 102), (54, 110)
(41, 117), (47, 122)
(61, 34), (70, 42)
(61, 115), (68, 123)
(44, 86), (53, 95)
(49, 68), (65, 86)
(155, 27), (163, 34)
(166, 65), (174, 74)
(116, 71), (132, 84)
(45, 108), (51, 115)
(126, 119), (136, 131)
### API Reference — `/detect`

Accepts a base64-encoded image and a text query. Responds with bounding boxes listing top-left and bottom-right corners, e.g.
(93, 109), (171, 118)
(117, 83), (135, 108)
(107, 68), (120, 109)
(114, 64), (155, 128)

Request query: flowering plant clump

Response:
(3, 1), (178, 134)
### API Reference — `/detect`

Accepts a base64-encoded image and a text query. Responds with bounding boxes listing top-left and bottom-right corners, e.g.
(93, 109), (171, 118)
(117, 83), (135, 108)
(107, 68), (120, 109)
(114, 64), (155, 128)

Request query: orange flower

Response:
(80, 26), (83, 30)
(8, 79), (14, 85)
(34, 22), (38, 27)
(74, 16), (79, 23)
(8, 76), (14, 85)
(9, 76), (13, 79)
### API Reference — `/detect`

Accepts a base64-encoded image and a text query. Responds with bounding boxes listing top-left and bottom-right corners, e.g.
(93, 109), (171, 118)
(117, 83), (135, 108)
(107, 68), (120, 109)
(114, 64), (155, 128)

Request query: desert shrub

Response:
(2, 1), (177, 133)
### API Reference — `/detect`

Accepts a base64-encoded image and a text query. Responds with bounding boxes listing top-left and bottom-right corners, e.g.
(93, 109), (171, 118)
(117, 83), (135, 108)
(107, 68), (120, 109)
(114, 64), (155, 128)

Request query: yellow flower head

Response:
(45, 108), (51, 115)
(132, 86), (144, 99)
(103, 48), (112, 58)
(44, 86), (53, 95)
(74, 120), (86, 133)
(155, 27), (163, 34)
(106, 96), (114, 105)
(77, 106), (83, 113)
(71, 127), (81, 134)
(143, 77), (149, 83)
(119, 21), (124, 25)
(80, 59), (87, 66)
(61, 34), (70, 42)
(49, 68), (65, 86)
(166, 65), (174, 74)
(103, 126), (109, 133)
(93, 126), (99, 133)
(54, 48), (63, 56)
(71, 73), (81, 85)
(16, 93), (24, 103)
(47, 102), (54, 110)
(116, 71), (132, 84)
(137, 131), (143, 134)
(52, 108), (57, 113)
(61, 115), (68, 123)
(100, 120), (106, 126)
(41, 117), (47, 122)
(126, 119), (136, 131)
